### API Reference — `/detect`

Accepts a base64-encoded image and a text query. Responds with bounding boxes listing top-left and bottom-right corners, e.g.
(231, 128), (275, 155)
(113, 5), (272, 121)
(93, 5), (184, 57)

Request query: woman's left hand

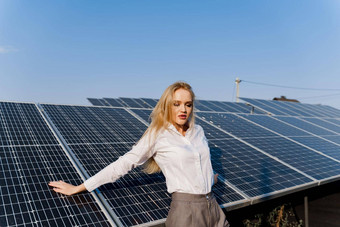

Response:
(214, 173), (219, 185)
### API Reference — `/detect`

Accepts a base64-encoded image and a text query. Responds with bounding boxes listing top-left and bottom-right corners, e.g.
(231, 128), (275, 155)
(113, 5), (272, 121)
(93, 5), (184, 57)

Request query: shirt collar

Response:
(168, 123), (194, 137)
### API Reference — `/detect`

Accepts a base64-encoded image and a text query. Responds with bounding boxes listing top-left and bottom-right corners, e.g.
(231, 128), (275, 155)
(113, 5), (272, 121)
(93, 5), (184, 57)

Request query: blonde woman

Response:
(49, 82), (229, 227)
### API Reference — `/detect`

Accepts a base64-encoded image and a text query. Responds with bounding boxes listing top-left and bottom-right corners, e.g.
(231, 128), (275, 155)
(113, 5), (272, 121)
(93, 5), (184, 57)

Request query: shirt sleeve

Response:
(84, 131), (157, 191)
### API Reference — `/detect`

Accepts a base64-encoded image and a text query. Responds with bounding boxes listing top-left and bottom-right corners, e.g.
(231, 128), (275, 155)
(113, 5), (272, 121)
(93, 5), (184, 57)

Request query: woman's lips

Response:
(178, 115), (187, 119)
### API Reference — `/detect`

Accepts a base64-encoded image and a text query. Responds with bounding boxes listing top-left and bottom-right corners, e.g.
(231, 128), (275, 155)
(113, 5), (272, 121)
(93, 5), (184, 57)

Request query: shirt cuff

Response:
(84, 177), (98, 192)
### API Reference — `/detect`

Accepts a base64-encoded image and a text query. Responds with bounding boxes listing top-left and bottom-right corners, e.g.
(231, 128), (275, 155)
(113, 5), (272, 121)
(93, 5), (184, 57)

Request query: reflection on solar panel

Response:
(0, 102), (112, 227)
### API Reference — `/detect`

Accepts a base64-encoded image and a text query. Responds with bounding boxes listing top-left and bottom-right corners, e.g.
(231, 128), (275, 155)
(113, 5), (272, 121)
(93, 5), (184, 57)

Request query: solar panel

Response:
(197, 112), (277, 138)
(269, 101), (315, 117)
(119, 98), (153, 109)
(0, 102), (112, 227)
(4, 96), (340, 226)
(239, 98), (288, 115)
(273, 116), (337, 136)
(87, 98), (110, 107)
(243, 137), (340, 181)
(140, 98), (158, 108)
(321, 118), (340, 127)
(195, 100), (214, 111)
(301, 117), (340, 134)
(103, 98), (125, 107)
(289, 136), (340, 161)
(240, 114), (311, 137)
(208, 138), (313, 197)
(195, 100), (227, 112)
(240, 97), (340, 118)
(321, 135), (340, 145)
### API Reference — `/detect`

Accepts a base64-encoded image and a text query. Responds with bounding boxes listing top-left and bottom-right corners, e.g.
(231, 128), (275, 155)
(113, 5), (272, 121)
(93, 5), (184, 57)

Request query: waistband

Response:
(171, 192), (214, 202)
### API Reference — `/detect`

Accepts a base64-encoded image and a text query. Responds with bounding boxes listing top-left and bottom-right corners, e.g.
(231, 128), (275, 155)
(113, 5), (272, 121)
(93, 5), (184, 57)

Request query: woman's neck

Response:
(173, 122), (189, 136)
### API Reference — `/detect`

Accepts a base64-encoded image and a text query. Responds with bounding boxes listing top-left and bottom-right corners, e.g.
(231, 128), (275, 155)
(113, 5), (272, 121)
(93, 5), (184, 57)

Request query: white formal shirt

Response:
(84, 124), (214, 194)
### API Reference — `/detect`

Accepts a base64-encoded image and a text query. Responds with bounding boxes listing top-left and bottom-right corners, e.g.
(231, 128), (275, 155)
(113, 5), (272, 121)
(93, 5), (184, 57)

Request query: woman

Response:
(49, 81), (229, 227)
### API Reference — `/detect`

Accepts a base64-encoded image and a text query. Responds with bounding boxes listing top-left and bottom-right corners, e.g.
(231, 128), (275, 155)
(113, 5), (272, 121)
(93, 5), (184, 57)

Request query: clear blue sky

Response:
(1, 0), (340, 109)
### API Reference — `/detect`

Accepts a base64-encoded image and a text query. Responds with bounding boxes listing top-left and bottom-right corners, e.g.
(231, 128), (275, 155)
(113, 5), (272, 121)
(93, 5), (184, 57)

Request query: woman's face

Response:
(171, 88), (193, 127)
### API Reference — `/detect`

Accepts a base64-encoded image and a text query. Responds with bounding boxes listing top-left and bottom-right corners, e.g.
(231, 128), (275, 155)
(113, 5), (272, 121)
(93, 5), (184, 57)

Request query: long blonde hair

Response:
(142, 81), (196, 174)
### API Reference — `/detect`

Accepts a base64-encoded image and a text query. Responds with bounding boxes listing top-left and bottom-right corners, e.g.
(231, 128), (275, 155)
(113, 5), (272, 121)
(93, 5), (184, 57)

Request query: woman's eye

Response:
(186, 104), (192, 107)
(174, 103), (180, 106)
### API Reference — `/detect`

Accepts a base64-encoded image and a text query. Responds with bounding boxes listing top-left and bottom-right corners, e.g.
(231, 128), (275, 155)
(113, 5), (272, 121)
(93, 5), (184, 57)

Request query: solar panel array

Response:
(0, 102), (112, 227)
(2, 96), (340, 227)
(40, 105), (244, 226)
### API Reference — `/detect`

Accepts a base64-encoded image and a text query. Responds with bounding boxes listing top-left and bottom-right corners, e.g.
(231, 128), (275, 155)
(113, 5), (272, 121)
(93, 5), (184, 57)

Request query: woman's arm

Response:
(48, 181), (86, 195)
(48, 131), (157, 195)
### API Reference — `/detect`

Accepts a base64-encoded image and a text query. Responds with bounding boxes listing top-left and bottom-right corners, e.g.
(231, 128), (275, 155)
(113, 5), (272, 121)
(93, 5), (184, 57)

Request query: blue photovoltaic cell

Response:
(128, 98), (153, 108)
(0, 102), (59, 146)
(119, 98), (151, 108)
(271, 101), (314, 117)
(208, 139), (312, 197)
(273, 116), (337, 136)
(103, 98), (125, 107)
(220, 102), (266, 114)
(140, 98), (158, 108)
(239, 98), (287, 116)
(240, 114), (310, 137)
(197, 112), (277, 138)
(243, 137), (340, 180)
(321, 136), (340, 145)
(0, 102), (111, 227)
(195, 100), (214, 111)
(257, 100), (301, 116)
(87, 98), (108, 106)
(322, 106), (340, 118)
(42, 105), (146, 144)
(0, 145), (111, 227)
(302, 103), (340, 118)
(289, 136), (340, 161)
(322, 118), (340, 127)
(130, 109), (152, 123)
(301, 117), (340, 134)
(197, 100), (227, 112)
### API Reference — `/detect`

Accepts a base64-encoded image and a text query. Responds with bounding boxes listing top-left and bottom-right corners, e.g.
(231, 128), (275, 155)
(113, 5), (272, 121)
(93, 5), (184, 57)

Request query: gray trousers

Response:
(165, 192), (230, 227)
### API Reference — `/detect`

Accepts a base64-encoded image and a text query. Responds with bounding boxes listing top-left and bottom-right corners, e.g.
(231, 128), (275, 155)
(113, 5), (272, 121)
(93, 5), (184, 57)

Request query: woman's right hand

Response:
(48, 181), (86, 196)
